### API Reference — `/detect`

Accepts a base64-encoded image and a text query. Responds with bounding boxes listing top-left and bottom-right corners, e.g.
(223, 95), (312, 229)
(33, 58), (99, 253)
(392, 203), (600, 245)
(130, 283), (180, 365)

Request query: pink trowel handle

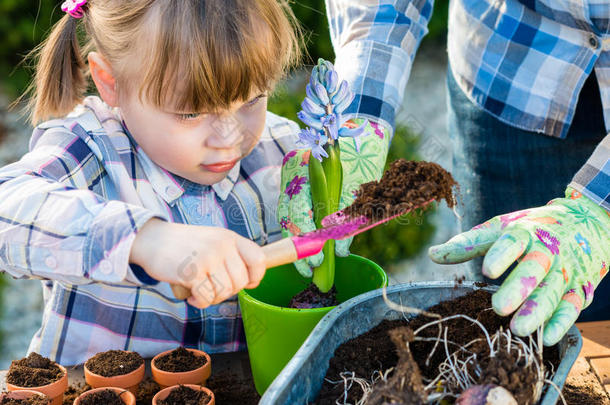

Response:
(171, 236), (325, 300)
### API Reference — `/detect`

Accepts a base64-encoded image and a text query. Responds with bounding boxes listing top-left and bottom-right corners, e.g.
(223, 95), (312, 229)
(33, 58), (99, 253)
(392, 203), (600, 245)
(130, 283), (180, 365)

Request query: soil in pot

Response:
(289, 285), (338, 309)
(157, 385), (211, 405)
(6, 353), (64, 388)
(78, 388), (127, 405)
(343, 159), (456, 222)
(314, 289), (560, 404)
(153, 348), (207, 373)
(85, 350), (144, 377)
(0, 393), (49, 405)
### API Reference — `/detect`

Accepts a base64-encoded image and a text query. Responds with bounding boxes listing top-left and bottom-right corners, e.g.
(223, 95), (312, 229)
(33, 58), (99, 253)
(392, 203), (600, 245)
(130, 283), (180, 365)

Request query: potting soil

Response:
(289, 284), (339, 309)
(136, 377), (161, 405)
(62, 382), (91, 405)
(85, 350), (144, 377)
(153, 347), (207, 373)
(78, 389), (126, 405)
(0, 395), (49, 405)
(562, 383), (610, 404)
(314, 289), (560, 404)
(207, 369), (260, 405)
(343, 159), (456, 222)
(157, 385), (211, 405)
(6, 353), (64, 387)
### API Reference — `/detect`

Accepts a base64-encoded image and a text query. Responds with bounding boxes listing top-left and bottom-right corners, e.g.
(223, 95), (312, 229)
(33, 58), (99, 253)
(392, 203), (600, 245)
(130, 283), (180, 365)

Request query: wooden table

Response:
(566, 321), (610, 403)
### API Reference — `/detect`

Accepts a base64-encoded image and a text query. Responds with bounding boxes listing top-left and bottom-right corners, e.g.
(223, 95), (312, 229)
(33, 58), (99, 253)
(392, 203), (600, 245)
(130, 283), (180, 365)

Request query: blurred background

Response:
(0, 0), (464, 368)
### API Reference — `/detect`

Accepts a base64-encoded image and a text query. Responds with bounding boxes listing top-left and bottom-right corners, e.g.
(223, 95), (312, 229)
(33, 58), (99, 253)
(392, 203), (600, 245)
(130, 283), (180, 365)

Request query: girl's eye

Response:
(245, 94), (267, 108)
(178, 112), (202, 121)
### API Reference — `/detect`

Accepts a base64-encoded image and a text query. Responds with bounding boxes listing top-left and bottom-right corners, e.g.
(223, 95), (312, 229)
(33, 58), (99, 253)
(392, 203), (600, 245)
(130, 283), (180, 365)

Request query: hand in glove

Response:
(429, 188), (610, 345)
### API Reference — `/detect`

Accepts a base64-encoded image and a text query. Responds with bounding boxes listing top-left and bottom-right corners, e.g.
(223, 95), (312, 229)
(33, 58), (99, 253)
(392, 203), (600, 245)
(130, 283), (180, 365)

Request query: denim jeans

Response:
(447, 67), (608, 322)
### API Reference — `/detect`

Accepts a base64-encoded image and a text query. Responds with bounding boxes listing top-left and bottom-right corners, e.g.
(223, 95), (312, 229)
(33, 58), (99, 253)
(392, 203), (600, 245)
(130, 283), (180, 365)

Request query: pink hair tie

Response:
(61, 0), (87, 19)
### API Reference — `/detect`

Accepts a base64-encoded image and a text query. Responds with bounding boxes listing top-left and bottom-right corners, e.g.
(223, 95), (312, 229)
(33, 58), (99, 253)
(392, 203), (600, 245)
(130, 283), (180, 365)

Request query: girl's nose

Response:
(206, 115), (245, 148)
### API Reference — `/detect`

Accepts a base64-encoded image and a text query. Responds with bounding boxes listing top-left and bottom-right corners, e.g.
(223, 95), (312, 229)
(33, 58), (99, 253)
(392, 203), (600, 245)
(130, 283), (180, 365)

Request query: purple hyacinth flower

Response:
(297, 128), (329, 162)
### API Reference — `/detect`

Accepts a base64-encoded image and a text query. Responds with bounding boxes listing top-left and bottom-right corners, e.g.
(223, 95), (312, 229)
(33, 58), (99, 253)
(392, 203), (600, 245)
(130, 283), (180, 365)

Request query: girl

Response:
(0, 0), (303, 365)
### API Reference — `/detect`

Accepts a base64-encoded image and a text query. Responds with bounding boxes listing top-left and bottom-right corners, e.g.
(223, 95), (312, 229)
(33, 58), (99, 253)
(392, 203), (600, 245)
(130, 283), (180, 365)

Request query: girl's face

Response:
(119, 88), (268, 185)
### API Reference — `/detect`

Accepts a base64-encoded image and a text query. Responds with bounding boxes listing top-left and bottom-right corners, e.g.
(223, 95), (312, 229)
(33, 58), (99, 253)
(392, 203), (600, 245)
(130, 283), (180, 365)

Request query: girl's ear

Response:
(88, 52), (118, 107)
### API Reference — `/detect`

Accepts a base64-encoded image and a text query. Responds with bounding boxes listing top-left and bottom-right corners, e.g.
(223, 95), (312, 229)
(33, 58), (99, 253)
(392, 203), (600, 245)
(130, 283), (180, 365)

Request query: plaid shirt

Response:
(0, 96), (300, 365)
(328, 0), (609, 210)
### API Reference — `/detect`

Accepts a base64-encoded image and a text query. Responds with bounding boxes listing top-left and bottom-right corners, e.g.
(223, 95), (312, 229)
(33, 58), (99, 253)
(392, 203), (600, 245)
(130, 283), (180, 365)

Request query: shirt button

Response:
(588, 35), (599, 49)
(165, 186), (180, 199)
(99, 259), (113, 275)
(44, 256), (57, 269)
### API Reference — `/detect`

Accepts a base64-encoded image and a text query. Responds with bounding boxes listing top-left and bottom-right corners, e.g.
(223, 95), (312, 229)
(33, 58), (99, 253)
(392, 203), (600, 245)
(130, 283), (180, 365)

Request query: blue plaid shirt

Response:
(330, 0), (609, 210)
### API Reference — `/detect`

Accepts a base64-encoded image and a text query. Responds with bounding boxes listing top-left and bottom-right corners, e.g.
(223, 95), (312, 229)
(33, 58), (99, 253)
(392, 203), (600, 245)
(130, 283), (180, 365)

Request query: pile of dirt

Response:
(343, 159), (456, 222)
(6, 353), (64, 387)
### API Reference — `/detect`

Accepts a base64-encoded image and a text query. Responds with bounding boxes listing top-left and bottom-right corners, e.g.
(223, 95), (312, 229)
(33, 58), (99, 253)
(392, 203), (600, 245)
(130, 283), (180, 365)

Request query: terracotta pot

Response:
(0, 389), (50, 403)
(73, 387), (136, 405)
(151, 349), (211, 389)
(84, 353), (145, 396)
(7, 364), (68, 405)
(152, 384), (214, 405)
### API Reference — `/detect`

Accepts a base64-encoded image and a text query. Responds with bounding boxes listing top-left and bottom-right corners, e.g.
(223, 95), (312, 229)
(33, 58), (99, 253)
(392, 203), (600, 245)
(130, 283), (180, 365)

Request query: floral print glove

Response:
(277, 119), (390, 277)
(428, 188), (610, 346)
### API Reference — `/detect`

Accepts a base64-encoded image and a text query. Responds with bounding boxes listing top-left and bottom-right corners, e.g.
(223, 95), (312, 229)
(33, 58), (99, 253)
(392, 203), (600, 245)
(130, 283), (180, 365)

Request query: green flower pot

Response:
(238, 254), (387, 395)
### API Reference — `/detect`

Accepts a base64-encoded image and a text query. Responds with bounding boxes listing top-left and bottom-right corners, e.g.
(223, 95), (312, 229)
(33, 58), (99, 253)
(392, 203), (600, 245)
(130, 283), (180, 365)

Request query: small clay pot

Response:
(73, 387), (136, 405)
(151, 349), (211, 389)
(84, 352), (145, 396)
(6, 364), (68, 405)
(152, 384), (214, 405)
(0, 390), (50, 403)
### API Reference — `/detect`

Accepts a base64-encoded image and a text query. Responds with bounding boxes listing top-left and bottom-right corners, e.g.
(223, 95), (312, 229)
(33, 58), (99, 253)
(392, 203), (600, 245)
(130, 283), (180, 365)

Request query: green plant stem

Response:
(311, 140), (342, 292)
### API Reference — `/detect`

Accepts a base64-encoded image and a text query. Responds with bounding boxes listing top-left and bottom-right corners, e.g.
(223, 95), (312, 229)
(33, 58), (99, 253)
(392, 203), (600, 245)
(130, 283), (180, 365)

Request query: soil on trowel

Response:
(365, 327), (426, 405)
(343, 159), (456, 222)
(153, 347), (207, 372)
(157, 385), (211, 405)
(85, 350), (144, 377)
(207, 369), (261, 405)
(289, 284), (339, 309)
(78, 389), (126, 405)
(6, 353), (64, 387)
(314, 289), (560, 404)
(0, 394), (49, 405)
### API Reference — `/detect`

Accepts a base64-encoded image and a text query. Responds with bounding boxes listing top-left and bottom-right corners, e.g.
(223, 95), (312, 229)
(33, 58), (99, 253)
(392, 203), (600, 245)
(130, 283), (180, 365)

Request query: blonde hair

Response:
(22, 0), (302, 124)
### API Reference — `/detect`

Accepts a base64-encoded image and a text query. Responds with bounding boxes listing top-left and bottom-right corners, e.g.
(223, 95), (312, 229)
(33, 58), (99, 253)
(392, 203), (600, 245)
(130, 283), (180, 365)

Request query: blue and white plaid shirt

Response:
(331, 0), (609, 210)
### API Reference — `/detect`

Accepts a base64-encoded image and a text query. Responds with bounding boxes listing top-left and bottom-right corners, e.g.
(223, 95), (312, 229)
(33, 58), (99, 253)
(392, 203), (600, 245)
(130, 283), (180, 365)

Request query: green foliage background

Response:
(0, 0), (448, 269)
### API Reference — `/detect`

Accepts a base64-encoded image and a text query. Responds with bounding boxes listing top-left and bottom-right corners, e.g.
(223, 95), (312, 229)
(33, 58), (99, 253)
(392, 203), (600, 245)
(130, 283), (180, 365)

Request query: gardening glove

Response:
(277, 118), (390, 277)
(428, 188), (610, 346)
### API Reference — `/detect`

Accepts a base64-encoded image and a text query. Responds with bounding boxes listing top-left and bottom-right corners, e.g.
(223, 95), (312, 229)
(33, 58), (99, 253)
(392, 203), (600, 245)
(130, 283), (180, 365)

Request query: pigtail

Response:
(22, 13), (88, 125)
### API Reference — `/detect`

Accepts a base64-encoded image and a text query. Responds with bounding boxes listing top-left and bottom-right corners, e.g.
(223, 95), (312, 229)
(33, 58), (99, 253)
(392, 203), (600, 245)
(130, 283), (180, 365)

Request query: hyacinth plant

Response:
(296, 59), (369, 293)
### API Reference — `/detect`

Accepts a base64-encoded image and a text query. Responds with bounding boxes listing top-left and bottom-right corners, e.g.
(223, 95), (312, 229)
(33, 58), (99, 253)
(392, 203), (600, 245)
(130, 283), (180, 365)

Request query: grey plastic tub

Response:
(260, 281), (581, 405)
